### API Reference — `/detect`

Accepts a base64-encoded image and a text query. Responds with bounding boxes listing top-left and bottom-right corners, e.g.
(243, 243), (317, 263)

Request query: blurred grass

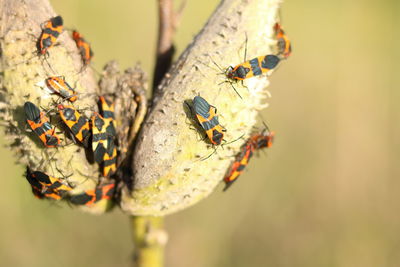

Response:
(1, 0), (400, 266)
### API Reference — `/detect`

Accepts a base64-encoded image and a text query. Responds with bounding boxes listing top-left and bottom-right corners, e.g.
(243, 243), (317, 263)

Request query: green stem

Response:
(131, 216), (167, 267)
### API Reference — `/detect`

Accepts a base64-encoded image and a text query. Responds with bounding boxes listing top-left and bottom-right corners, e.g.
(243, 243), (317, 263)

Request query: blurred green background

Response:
(2, 0), (400, 266)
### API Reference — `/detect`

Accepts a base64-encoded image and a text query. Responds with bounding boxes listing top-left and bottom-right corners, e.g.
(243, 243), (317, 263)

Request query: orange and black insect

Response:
(98, 96), (116, 136)
(190, 96), (226, 146)
(32, 169), (73, 194)
(58, 104), (91, 147)
(37, 16), (63, 55)
(69, 182), (115, 206)
(91, 112), (117, 177)
(92, 96), (117, 177)
(223, 142), (254, 191)
(250, 129), (275, 149)
(45, 76), (77, 102)
(223, 129), (275, 191)
(72, 30), (94, 66)
(24, 101), (61, 148)
(91, 112), (113, 163)
(226, 54), (280, 81)
(210, 41), (280, 98)
(274, 23), (291, 59)
(92, 113), (117, 177)
(25, 167), (71, 200)
(25, 167), (47, 199)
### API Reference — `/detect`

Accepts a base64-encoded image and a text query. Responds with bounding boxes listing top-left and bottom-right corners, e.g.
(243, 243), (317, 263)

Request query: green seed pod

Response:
(0, 1), (110, 214)
(121, 0), (282, 216)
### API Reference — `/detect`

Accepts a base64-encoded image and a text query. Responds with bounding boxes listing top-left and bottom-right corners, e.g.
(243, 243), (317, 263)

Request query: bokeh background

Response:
(1, 0), (400, 266)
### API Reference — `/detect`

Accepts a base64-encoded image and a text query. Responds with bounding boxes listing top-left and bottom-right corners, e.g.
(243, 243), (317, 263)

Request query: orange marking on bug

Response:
(274, 23), (292, 59)
(195, 106), (225, 145)
(72, 30), (94, 65)
(45, 76), (77, 102)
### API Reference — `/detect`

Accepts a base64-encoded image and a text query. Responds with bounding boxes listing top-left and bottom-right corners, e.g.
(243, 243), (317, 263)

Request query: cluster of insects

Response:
(20, 14), (291, 204)
(186, 22), (291, 190)
(24, 96), (118, 205)
(22, 16), (117, 206)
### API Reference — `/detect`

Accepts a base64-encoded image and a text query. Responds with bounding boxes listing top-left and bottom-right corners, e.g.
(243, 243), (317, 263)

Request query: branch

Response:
(121, 0), (282, 216)
(152, 0), (176, 93)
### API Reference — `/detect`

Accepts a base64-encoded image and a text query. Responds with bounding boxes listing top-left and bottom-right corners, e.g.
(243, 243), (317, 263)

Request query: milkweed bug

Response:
(209, 35), (280, 98)
(45, 76), (77, 102)
(25, 167), (72, 200)
(191, 96), (226, 145)
(57, 104), (91, 147)
(223, 129), (275, 191)
(69, 182), (115, 206)
(97, 96), (117, 177)
(223, 142), (254, 191)
(226, 54), (280, 81)
(250, 129), (275, 149)
(72, 30), (94, 66)
(274, 23), (291, 59)
(11, 16), (63, 70)
(25, 167), (47, 199)
(32, 169), (73, 193)
(24, 101), (61, 148)
(37, 16), (63, 56)
(98, 96), (116, 136)
(91, 112), (117, 177)
(186, 96), (244, 160)
(91, 112), (114, 164)
(224, 34), (281, 80)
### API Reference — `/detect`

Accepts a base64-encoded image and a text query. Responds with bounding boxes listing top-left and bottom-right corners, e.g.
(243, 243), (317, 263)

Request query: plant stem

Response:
(131, 216), (167, 267)
(153, 0), (175, 91)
